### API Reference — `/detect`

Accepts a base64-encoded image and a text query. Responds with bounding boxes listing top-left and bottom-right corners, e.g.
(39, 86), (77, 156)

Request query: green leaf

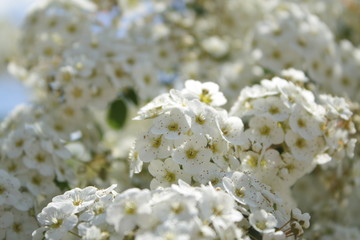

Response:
(54, 179), (70, 191)
(123, 88), (139, 106)
(107, 98), (127, 130)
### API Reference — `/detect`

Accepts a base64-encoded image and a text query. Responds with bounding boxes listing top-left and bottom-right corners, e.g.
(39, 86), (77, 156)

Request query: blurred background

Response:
(0, 1), (35, 119)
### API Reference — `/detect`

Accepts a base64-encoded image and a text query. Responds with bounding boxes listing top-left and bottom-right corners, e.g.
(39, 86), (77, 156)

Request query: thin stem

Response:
(68, 231), (81, 238)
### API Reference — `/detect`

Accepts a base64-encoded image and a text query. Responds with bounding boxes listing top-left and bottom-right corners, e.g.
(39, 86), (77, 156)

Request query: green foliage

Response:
(107, 97), (128, 130)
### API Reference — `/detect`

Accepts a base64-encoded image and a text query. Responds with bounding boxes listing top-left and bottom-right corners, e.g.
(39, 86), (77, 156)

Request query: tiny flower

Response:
(198, 185), (243, 229)
(37, 202), (78, 240)
(216, 111), (246, 146)
(135, 131), (171, 162)
(186, 100), (217, 135)
(172, 135), (212, 174)
(106, 188), (151, 234)
(246, 116), (284, 147)
(148, 158), (191, 189)
(0, 169), (22, 208)
(249, 209), (277, 233)
(289, 104), (324, 140)
(285, 130), (324, 161)
(291, 208), (310, 229)
(151, 108), (191, 140)
(182, 80), (227, 107)
(251, 96), (290, 122)
(23, 144), (55, 177)
(52, 186), (98, 213)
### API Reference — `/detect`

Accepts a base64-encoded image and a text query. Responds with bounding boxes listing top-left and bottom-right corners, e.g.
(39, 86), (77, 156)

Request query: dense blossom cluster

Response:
(132, 78), (355, 191)
(34, 180), (314, 240)
(0, 0), (360, 239)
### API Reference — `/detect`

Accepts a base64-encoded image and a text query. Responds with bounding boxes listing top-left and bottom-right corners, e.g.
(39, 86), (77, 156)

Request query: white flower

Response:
(37, 202), (78, 240)
(240, 149), (282, 173)
(152, 194), (198, 222)
(186, 100), (217, 135)
(289, 104), (324, 140)
(193, 163), (226, 187)
(78, 224), (103, 240)
(0, 170), (22, 208)
(4, 128), (34, 159)
(172, 135), (212, 174)
(148, 158), (191, 189)
(319, 94), (352, 120)
(182, 80), (227, 107)
(206, 134), (229, 169)
(273, 78), (316, 112)
(201, 36), (229, 58)
(79, 193), (114, 225)
(20, 170), (57, 196)
(135, 132), (171, 163)
(278, 153), (316, 186)
(151, 108), (191, 140)
(6, 210), (38, 240)
(280, 68), (309, 83)
(291, 208), (310, 229)
(251, 96), (290, 122)
(216, 111), (246, 146)
(52, 186), (98, 213)
(134, 93), (171, 120)
(23, 144), (55, 177)
(136, 220), (193, 240)
(222, 171), (259, 207)
(64, 80), (91, 108)
(198, 185), (243, 229)
(106, 188), (151, 234)
(285, 130), (325, 161)
(190, 217), (216, 240)
(249, 209), (277, 233)
(40, 135), (71, 160)
(246, 116), (284, 147)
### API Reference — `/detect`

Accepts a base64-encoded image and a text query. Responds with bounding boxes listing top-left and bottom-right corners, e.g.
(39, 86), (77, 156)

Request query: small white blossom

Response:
(148, 158), (191, 189)
(249, 209), (277, 233)
(182, 80), (227, 107)
(36, 202), (78, 240)
(172, 135), (212, 174)
(151, 108), (191, 140)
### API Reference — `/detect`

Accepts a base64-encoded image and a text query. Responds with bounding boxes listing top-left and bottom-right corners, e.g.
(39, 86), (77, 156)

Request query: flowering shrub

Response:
(1, 0), (360, 239)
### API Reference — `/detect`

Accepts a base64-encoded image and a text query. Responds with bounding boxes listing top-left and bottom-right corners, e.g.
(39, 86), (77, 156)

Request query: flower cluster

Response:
(33, 185), (118, 240)
(34, 179), (313, 240)
(0, 0), (360, 239)
(230, 76), (356, 189)
(132, 77), (356, 192)
(0, 120), (72, 238)
(131, 79), (239, 188)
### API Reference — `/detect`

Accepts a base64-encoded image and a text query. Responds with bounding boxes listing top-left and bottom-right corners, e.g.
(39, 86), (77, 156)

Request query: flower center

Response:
(269, 106), (280, 114)
(295, 138), (306, 149)
(195, 114), (206, 125)
(297, 118), (306, 128)
(152, 135), (162, 148)
(124, 201), (137, 215)
(164, 171), (176, 183)
(259, 125), (271, 136)
(256, 221), (267, 230)
(167, 122), (179, 132)
(186, 148), (198, 159)
(171, 202), (184, 214)
(51, 218), (63, 229)
(12, 223), (22, 233)
(235, 188), (245, 198)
